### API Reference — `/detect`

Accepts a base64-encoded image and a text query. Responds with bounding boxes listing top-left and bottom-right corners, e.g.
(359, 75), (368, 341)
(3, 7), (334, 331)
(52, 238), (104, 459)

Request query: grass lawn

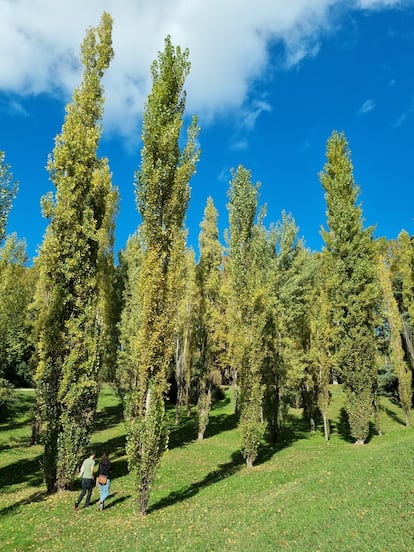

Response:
(1, 384), (414, 551)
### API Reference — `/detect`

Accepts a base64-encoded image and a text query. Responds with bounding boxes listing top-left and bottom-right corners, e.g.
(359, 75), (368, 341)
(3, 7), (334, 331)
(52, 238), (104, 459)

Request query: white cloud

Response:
(356, 0), (409, 8)
(0, 0), (412, 141)
(393, 99), (414, 127)
(359, 98), (376, 113)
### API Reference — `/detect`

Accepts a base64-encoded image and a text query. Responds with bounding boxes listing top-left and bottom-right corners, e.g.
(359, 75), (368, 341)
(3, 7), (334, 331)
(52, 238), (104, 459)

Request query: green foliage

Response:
(0, 151), (18, 245)
(122, 35), (199, 514)
(262, 212), (315, 441)
(175, 247), (198, 424)
(117, 231), (145, 391)
(125, 384), (168, 515)
(320, 131), (380, 443)
(33, 12), (117, 492)
(226, 165), (267, 464)
(0, 377), (15, 416)
(378, 254), (412, 425)
(196, 197), (223, 438)
(0, 235), (35, 387)
(398, 230), (414, 322)
(306, 254), (335, 440)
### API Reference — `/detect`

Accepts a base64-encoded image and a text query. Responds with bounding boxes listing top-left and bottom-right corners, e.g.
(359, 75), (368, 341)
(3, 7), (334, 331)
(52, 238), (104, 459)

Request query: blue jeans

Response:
(98, 479), (110, 505)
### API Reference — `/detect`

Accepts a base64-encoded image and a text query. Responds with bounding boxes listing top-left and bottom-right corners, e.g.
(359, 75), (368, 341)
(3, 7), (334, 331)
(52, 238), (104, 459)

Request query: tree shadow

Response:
(0, 393), (35, 433)
(93, 402), (124, 433)
(381, 405), (406, 427)
(0, 490), (47, 517)
(262, 412), (313, 455)
(0, 435), (33, 454)
(334, 408), (353, 443)
(0, 418), (32, 433)
(0, 455), (43, 490)
(99, 492), (131, 510)
(167, 415), (198, 449)
(167, 408), (238, 449)
(148, 450), (244, 513)
(334, 408), (376, 443)
(93, 432), (126, 457)
(204, 412), (238, 439)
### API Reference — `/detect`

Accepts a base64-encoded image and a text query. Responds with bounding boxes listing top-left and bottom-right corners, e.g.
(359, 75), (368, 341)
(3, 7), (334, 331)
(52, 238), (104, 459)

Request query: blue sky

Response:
(1, 0), (414, 262)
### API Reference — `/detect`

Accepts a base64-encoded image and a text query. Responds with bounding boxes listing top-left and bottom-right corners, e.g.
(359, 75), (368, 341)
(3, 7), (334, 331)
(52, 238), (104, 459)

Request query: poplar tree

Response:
(378, 254), (412, 426)
(123, 36), (199, 515)
(397, 230), (414, 367)
(174, 247), (198, 424)
(398, 230), (414, 322)
(117, 231), (145, 394)
(307, 255), (336, 442)
(196, 197), (223, 439)
(227, 165), (266, 467)
(262, 213), (314, 440)
(320, 131), (379, 444)
(33, 12), (117, 492)
(0, 235), (35, 387)
(0, 154), (20, 408)
(0, 151), (18, 245)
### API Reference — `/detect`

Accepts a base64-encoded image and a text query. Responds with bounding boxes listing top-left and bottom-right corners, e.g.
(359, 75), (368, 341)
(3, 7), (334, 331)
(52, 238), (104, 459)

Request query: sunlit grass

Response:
(1, 385), (414, 551)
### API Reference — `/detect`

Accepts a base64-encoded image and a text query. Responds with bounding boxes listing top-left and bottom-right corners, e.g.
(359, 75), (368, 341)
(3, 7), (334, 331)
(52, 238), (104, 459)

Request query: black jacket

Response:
(97, 461), (112, 478)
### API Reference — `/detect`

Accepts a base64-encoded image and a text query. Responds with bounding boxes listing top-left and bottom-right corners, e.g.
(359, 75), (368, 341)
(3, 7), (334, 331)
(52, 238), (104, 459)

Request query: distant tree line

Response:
(1, 12), (413, 514)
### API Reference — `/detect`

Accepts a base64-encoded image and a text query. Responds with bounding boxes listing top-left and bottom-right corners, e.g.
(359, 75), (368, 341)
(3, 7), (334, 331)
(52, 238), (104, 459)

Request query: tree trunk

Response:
(322, 411), (330, 443)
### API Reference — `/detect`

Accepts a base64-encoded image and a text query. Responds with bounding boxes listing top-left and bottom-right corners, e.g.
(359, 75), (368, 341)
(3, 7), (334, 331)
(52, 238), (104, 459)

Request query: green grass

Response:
(1, 385), (414, 551)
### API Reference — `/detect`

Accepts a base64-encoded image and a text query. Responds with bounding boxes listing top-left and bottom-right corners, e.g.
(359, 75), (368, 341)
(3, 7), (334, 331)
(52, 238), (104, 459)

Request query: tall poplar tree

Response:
(263, 213), (314, 441)
(378, 254), (412, 426)
(307, 255), (336, 442)
(0, 235), (35, 387)
(320, 131), (379, 444)
(0, 151), (18, 245)
(397, 230), (414, 367)
(174, 247), (198, 424)
(0, 153), (20, 408)
(227, 165), (267, 467)
(33, 12), (117, 492)
(123, 36), (199, 515)
(196, 197), (223, 439)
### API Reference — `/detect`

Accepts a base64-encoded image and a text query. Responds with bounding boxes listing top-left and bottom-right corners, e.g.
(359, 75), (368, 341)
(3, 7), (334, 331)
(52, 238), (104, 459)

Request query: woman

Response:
(96, 452), (112, 510)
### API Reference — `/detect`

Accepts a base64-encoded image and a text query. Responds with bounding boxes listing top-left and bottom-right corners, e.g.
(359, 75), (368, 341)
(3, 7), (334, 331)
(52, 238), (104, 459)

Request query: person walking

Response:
(74, 451), (96, 510)
(96, 452), (112, 510)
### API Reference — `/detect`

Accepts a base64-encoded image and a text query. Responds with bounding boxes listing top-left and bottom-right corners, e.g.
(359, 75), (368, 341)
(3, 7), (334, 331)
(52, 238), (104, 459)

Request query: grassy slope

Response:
(1, 385), (414, 552)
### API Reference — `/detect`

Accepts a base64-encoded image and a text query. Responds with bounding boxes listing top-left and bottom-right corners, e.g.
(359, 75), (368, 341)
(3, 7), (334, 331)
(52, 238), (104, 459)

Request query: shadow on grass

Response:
(0, 392), (35, 433)
(381, 405), (406, 427)
(167, 395), (236, 450)
(167, 415), (197, 449)
(332, 408), (353, 443)
(0, 455), (43, 490)
(148, 449), (245, 513)
(204, 412), (238, 439)
(94, 402), (124, 433)
(333, 407), (376, 444)
(167, 411), (238, 450)
(150, 410), (317, 513)
(100, 492), (131, 511)
(0, 490), (47, 517)
(0, 434), (34, 453)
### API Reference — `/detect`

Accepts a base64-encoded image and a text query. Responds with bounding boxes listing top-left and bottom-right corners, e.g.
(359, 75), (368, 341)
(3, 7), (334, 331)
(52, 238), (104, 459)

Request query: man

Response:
(74, 451), (96, 510)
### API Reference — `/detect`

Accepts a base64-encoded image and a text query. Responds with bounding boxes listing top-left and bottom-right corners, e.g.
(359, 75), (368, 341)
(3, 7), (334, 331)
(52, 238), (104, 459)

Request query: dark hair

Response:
(101, 452), (109, 464)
